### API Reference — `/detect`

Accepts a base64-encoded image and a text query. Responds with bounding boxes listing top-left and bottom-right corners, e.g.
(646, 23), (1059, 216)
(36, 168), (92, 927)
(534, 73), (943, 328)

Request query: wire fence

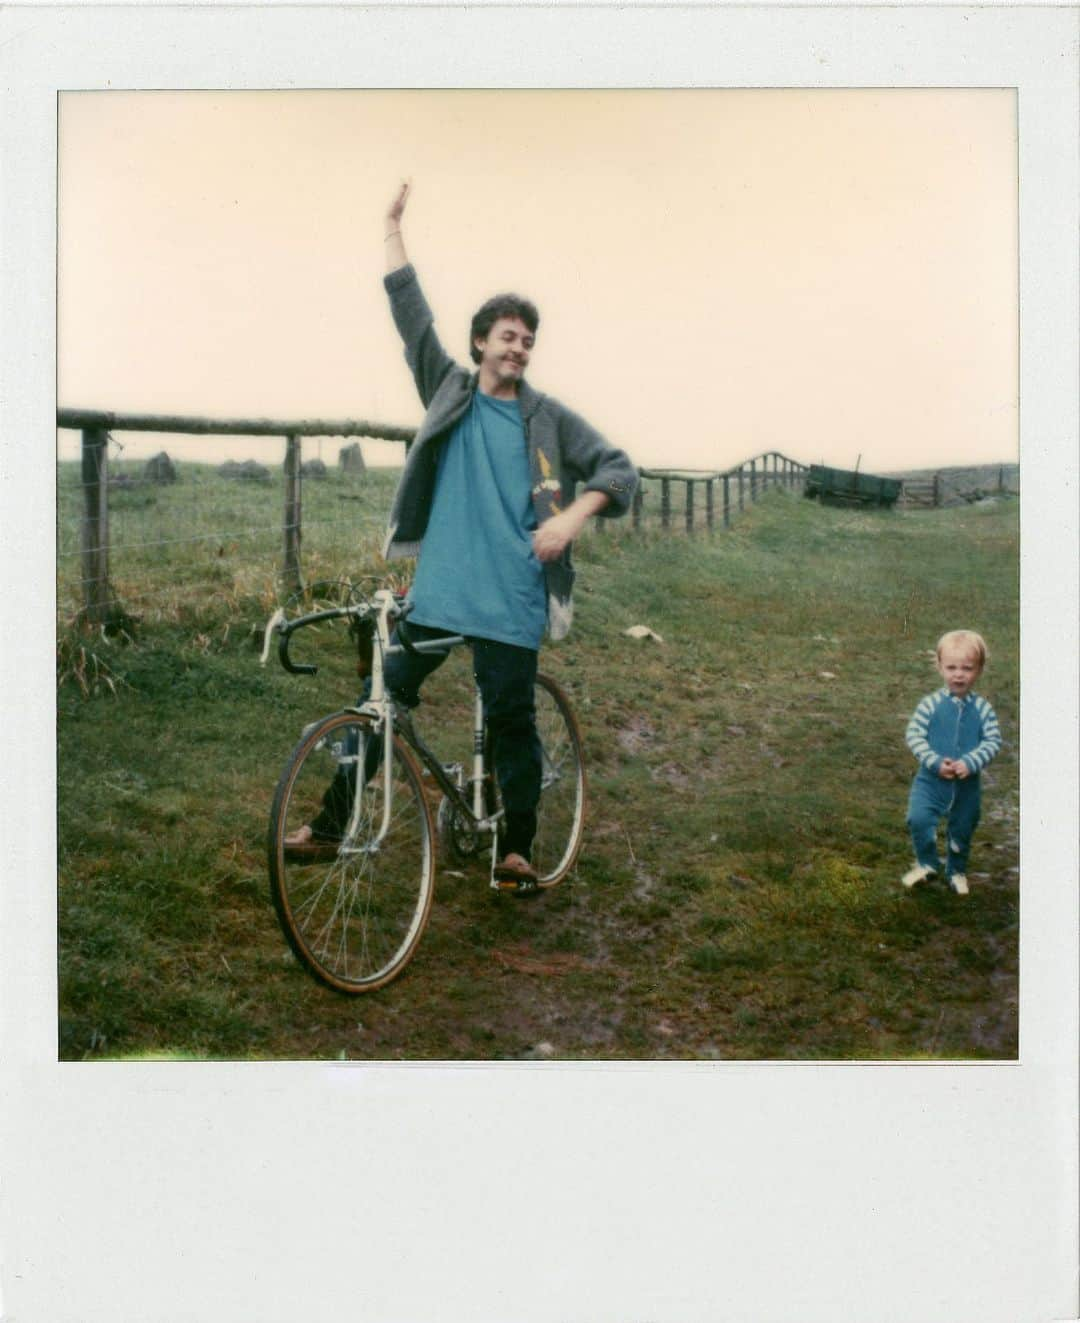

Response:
(57, 458), (396, 626)
(57, 412), (409, 630)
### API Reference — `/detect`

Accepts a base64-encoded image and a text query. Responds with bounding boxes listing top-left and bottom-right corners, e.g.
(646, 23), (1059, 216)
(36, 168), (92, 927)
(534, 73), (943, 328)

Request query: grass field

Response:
(57, 468), (1019, 1060)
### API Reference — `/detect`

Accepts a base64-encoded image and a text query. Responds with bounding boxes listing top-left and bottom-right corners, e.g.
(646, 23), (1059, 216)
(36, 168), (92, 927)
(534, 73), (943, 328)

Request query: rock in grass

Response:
(219, 459), (271, 483)
(339, 442), (367, 476)
(144, 451), (178, 483)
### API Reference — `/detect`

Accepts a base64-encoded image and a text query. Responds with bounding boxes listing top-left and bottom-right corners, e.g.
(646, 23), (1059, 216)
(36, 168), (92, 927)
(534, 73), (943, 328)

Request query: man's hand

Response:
(532, 491), (610, 564)
(386, 180), (411, 229)
(385, 181), (411, 271)
(532, 509), (585, 563)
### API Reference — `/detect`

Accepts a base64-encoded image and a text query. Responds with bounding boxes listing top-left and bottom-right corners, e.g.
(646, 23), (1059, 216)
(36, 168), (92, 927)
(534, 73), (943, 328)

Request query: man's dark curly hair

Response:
(469, 293), (540, 364)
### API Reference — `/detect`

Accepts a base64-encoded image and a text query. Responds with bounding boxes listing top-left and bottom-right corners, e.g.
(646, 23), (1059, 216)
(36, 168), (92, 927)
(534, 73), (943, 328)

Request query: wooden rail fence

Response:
(628, 452), (808, 534)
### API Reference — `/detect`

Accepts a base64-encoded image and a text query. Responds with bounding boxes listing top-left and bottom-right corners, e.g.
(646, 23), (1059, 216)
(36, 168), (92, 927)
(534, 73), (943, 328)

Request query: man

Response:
(289, 181), (636, 889)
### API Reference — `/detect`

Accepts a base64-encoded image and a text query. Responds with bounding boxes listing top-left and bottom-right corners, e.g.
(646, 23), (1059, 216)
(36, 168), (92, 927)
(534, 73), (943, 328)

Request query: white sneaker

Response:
(949, 873), (969, 896)
(902, 863), (936, 889)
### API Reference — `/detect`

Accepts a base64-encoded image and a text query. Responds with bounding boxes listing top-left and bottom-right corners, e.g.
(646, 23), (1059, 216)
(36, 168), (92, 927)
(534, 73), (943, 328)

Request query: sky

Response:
(57, 88), (1018, 473)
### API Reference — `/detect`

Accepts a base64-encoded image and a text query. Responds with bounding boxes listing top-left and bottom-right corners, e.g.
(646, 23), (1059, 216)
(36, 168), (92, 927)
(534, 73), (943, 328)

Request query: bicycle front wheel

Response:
(268, 711), (435, 993)
(530, 673), (587, 887)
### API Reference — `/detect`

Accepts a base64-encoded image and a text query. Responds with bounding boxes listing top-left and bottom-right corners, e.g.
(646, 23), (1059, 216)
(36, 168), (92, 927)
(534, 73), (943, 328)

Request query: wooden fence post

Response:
(723, 474), (731, 528)
(283, 434), (303, 593)
(661, 478), (671, 530)
(750, 458), (758, 501)
(705, 479), (715, 530)
(632, 483), (644, 530)
(685, 480), (695, 533)
(933, 472), (942, 507)
(737, 466), (745, 512)
(79, 426), (121, 626)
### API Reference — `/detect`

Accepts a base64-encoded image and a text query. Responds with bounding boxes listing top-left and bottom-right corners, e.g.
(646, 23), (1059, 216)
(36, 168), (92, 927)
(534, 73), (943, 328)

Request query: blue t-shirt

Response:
(408, 392), (547, 650)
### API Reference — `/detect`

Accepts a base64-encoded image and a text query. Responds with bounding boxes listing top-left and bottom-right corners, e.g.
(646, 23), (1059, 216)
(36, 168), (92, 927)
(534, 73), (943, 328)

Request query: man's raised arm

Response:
(385, 181), (410, 272)
(381, 181), (457, 409)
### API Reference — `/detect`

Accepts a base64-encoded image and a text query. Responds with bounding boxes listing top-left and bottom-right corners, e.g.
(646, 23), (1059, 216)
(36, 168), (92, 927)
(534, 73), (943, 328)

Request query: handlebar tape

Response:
(277, 628), (317, 676)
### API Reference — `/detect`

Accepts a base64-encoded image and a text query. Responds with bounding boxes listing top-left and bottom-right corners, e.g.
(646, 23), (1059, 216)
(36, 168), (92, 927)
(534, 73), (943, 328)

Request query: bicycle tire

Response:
(268, 711), (435, 993)
(486, 673), (586, 888)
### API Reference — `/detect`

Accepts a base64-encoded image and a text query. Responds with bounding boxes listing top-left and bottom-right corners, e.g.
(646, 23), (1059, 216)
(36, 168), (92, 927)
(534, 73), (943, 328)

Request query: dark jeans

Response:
(311, 624), (542, 860)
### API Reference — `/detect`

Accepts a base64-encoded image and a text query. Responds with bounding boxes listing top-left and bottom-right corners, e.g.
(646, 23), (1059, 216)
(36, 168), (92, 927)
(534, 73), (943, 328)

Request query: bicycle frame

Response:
(267, 583), (585, 992)
(272, 589), (504, 862)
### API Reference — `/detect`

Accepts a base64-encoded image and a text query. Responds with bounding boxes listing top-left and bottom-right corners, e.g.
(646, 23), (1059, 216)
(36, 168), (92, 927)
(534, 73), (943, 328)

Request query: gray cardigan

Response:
(381, 263), (637, 640)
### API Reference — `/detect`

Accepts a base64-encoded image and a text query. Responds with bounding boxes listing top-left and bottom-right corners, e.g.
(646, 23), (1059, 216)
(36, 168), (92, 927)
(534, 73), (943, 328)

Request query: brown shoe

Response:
(494, 852), (540, 893)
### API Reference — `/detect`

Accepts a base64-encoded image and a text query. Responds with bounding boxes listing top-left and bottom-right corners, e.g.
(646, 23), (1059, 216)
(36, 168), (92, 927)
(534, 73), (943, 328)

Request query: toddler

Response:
(902, 629), (1002, 896)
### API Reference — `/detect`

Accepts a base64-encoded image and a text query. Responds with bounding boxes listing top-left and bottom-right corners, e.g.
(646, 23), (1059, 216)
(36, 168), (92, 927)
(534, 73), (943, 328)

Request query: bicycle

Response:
(263, 587), (586, 994)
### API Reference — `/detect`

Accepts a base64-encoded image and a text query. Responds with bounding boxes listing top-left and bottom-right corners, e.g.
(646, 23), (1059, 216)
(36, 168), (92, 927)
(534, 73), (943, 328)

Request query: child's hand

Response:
(952, 760), (970, 780)
(938, 759), (957, 779)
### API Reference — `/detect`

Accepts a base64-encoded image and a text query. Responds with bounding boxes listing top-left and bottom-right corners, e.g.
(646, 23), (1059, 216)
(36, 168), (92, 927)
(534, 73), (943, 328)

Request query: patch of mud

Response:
(616, 714), (657, 753)
(967, 967), (1018, 1056)
(758, 742), (787, 769)
(490, 943), (594, 977)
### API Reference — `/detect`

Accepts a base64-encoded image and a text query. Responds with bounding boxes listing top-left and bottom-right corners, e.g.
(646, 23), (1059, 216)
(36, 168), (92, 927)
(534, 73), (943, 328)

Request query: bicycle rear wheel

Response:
(529, 674), (586, 886)
(268, 711), (435, 993)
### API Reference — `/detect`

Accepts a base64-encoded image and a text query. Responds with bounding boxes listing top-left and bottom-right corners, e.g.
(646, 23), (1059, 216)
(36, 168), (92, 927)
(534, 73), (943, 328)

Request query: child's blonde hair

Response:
(935, 629), (988, 672)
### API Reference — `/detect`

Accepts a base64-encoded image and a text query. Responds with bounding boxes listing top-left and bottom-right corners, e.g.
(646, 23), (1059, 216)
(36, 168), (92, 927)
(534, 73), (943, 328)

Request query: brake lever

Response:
(259, 608), (285, 665)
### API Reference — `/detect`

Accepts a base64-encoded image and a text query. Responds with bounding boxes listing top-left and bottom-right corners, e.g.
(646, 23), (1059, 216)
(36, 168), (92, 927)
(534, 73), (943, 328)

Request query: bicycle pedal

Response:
(491, 875), (540, 896)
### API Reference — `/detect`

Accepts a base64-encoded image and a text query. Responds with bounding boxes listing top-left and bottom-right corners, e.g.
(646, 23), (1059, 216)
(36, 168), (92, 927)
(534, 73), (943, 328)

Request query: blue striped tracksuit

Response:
(905, 688), (1002, 878)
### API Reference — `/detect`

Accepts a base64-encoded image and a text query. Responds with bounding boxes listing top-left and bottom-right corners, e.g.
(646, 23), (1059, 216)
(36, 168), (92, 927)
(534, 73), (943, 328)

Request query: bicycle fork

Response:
(470, 687), (506, 890)
(335, 719), (394, 856)
(337, 594), (399, 855)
